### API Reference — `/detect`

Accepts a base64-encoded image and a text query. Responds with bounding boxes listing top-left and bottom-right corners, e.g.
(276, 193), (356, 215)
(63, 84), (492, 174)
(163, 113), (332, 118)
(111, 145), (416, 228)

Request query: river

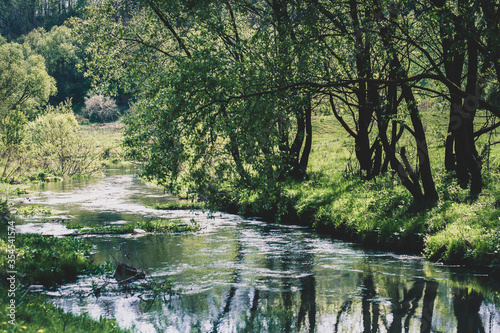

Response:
(14, 167), (500, 332)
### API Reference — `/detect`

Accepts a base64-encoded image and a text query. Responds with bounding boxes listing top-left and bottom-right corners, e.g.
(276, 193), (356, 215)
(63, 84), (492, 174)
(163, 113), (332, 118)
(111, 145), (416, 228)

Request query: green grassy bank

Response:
(206, 114), (500, 274)
(0, 225), (128, 332)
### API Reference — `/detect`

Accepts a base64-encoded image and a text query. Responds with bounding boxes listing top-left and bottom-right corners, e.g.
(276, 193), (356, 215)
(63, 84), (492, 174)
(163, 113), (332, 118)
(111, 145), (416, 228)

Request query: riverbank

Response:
(0, 118), (129, 332)
(0, 225), (128, 332)
(200, 114), (500, 274)
(208, 172), (500, 273)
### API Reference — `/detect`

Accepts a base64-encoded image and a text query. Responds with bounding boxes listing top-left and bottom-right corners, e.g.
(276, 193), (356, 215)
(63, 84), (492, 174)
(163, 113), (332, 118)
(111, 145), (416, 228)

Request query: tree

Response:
(24, 24), (91, 107)
(82, 0), (319, 195)
(84, 94), (119, 122)
(83, 0), (500, 202)
(0, 38), (56, 182)
(312, 0), (438, 200)
(0, 40), (56, 119)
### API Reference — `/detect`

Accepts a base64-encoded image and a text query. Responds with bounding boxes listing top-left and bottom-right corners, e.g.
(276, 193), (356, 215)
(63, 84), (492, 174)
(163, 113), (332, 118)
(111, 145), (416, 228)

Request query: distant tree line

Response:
(0, 1), (120, 182)
(0, 0), (87, 40)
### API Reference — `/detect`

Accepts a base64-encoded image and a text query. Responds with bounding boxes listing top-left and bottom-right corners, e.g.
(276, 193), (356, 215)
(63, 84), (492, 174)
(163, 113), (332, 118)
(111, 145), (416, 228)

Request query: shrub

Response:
(28, 101), (102, 176)
(84, 94), (119, 122)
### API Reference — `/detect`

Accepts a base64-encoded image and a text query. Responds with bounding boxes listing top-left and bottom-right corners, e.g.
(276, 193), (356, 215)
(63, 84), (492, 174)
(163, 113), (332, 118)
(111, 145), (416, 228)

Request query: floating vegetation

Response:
(150, 200), (205, 210)
(15, 204), (54, 217)
(68, 218), (199, 235)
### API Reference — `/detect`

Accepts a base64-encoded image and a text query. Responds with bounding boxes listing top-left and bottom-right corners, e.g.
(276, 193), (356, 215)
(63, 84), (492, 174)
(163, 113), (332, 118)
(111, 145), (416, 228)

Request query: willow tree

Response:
(0, 39), (56, 120)
(407, 0), (500, 196)
(0, 37), (56, 181)
(311, 0), (500, 200)
(81, 0), (320, 195)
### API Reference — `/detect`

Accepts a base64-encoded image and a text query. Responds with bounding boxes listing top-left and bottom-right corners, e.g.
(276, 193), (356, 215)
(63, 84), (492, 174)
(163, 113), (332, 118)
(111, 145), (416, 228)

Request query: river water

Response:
(14, 168), (500, 332)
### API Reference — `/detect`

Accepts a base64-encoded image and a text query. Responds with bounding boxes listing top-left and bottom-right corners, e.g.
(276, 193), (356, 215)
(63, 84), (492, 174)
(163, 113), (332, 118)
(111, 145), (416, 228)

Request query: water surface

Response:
(15, 168), (500, 332)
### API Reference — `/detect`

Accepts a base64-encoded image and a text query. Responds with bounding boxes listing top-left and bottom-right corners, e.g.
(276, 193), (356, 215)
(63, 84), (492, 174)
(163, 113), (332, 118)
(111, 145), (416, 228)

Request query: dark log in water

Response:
(113, 262), (146, 282)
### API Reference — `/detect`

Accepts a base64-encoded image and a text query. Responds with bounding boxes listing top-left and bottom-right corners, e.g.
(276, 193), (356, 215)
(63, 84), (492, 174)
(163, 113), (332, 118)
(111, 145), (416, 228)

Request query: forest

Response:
(1, 0), (500, 331)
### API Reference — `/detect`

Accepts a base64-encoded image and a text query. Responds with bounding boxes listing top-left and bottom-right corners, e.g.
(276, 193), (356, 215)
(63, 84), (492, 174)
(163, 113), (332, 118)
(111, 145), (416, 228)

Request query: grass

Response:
(14, 205), (54, 217)
(0, 223), (126, 332)
(80, 121), (125, 165)
(0, 293), (127, 332)
(67, 218), (199, 234)
(0, 233), (110, 286)
(0, 120), (143, 332)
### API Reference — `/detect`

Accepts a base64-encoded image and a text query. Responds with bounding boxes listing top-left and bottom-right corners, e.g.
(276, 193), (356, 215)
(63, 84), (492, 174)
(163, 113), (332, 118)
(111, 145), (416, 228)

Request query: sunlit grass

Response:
(80, 121), (125, 164)
(0, 293), (127, 332)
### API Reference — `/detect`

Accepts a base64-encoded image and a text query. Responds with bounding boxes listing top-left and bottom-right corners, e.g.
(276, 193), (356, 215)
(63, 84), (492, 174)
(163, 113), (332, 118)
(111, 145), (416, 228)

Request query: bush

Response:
(84, 94), (119, 123)
(28, 101), (102, 176)
(0, 109), (32, 182)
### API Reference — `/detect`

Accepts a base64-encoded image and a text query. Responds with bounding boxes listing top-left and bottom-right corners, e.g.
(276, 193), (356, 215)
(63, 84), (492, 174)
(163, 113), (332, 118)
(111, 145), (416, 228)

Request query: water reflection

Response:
(48, 222), (500, 333)
(14, 169), (500, 332)
(453, 288), (484, 333)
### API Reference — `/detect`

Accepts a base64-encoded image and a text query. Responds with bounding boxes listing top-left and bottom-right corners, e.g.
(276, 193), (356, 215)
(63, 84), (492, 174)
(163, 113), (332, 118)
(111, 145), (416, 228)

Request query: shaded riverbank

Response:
(203, 171), (500, 276)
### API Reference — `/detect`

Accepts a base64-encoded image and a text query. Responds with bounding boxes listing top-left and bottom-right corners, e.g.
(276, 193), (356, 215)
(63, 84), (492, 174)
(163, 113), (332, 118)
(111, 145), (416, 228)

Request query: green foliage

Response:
(0, 199), (10, 224)
(0, 233), (108, 286)
(0, 109), (29, 182)
(68, 218), (199, 234)
(82, 0), (321, 195)
(24, 24), (91, 106)
(236, 183), (300, 223)
(15, 204), (53, 217)
(1, 109), (26, 147)
(0, 41), (56, 119)
(0, 293), (127, 332)
(28, 100), (102, 177)
(424, 192), (500, 267)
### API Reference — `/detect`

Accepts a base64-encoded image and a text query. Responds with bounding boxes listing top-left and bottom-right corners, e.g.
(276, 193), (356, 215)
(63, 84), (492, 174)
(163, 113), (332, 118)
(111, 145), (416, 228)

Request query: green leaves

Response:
(27, 101), (102, 177)
(0, 41), (56, 118)
(24, 24), (90, 106)
(1, 109), (26, 147)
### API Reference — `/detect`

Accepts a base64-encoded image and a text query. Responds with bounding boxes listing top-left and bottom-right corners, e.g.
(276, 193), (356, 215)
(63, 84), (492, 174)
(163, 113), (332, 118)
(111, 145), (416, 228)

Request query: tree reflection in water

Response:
(49, 219), (500, 332)
(454, 287), (485, 333)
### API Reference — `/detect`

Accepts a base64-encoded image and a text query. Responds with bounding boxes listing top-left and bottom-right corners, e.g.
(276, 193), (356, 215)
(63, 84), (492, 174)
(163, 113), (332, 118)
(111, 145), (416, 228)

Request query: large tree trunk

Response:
(401, 85), (439, 200)
(437, 2), (466, 172)
(298, 95), (313, 176)
(374, 0), (438, 201)
(436, 0), (482, 196)
(456, 40), (482, 195)
(350, 0), (378, 179)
